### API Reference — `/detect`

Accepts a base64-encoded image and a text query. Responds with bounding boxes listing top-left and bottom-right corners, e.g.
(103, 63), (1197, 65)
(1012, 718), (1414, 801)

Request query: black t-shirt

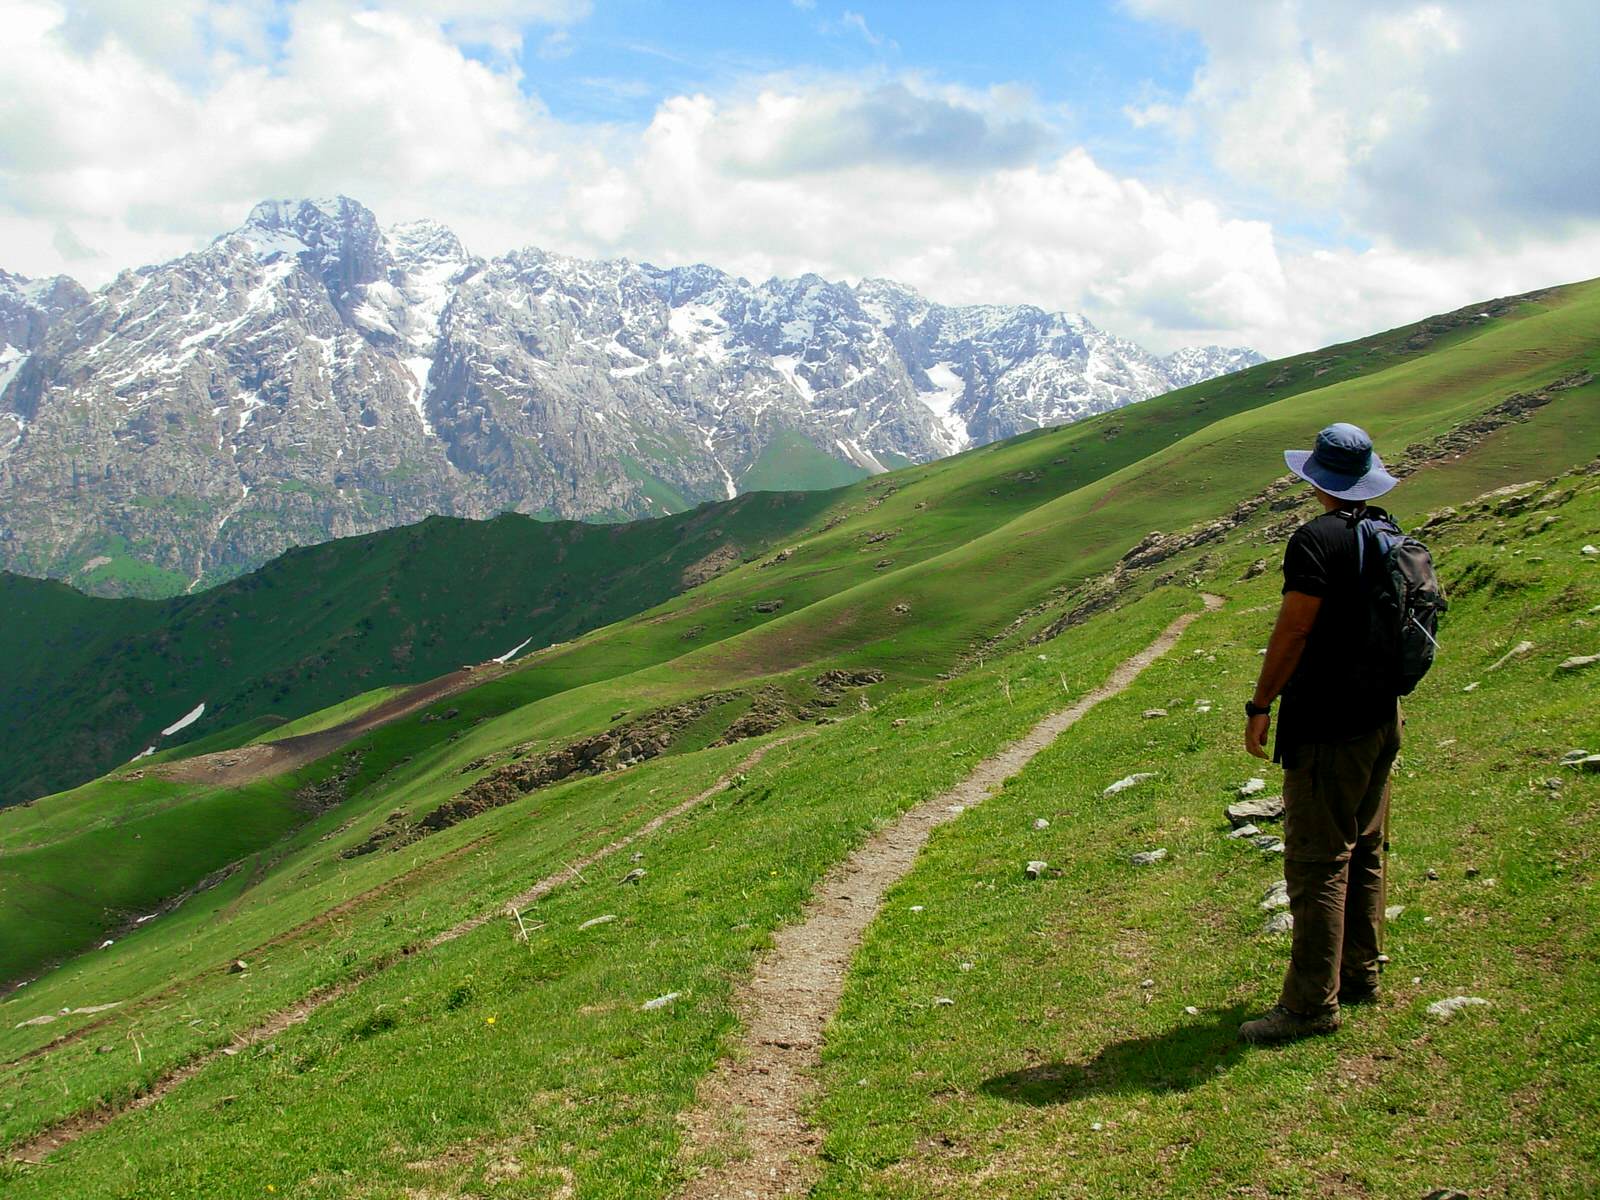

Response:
(1274, 505), (1399, 760)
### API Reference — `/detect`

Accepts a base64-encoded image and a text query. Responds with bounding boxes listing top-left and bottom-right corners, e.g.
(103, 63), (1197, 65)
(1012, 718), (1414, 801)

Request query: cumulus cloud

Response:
(2, 0), (1596, 358)
(1126, 0), (1600, 253)
(712, 81), (1053, 176)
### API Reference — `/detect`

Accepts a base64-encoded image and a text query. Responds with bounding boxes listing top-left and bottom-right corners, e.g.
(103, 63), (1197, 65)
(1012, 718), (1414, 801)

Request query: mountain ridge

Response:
(0, 196), (1260, 596)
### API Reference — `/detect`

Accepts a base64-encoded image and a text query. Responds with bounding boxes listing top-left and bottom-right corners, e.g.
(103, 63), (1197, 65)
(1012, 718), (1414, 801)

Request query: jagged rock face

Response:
(0, 196), (1262, 594)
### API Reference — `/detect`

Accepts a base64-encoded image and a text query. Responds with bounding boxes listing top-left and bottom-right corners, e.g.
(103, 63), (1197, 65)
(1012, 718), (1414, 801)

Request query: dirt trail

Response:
(677, 594), (1224, 1199)
(6, 735), (805, 1166)
(149, 665), (495, 788)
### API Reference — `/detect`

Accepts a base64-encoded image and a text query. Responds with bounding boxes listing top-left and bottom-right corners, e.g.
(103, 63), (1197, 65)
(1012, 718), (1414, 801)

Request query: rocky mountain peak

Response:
(236, 196), (390, 304)
(385, 218), (471, 274)
(0, 196), (1264, 596)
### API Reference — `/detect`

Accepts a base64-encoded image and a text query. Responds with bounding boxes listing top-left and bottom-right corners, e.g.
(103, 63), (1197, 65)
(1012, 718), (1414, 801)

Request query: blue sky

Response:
(2, 1), (1597, 355)
(518, 2), (1200, 144)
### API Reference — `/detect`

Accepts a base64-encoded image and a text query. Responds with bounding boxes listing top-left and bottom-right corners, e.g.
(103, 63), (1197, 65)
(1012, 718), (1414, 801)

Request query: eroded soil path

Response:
(148, 665), (496, 788)
(6, 735), (805, 1165)
(677, 594), (1224, 1199)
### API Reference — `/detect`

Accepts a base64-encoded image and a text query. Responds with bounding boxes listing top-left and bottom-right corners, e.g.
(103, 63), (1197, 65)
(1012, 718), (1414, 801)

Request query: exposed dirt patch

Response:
(675, 596), (1223, 1199)
(149, 666), (497, 789)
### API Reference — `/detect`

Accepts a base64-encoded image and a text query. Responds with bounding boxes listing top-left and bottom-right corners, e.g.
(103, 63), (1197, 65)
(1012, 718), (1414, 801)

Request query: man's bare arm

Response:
(1254, 590), (1322, 706)
(1245, 590), (1322, 759)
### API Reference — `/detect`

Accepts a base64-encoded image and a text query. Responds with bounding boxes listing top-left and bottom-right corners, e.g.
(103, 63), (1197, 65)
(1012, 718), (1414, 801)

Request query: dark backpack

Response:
(1347, 508), (1448, 695)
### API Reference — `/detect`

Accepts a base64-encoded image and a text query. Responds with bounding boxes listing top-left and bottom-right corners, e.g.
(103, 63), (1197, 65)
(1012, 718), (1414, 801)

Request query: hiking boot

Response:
(1338, 980), (1379, 1006)
(1239, 1004), (1340, 1045)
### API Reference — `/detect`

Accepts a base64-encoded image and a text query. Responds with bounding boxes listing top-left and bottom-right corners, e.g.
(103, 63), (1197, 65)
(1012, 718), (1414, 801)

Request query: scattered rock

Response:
(1426, 995), (1490, 1020)
(1226, 794), (1284, 826)
(619, 868), (646, 886)
(228, 959), (248, 974)
(1025, 860), (1049, 879)
(1241, 558), (1268, 581)
(579, 914), (617, 930)
(1423, 1190), (1469, 1200)
(909, 905), (925, 913)
(1559, 748), (1593, 765)
(1260, 880), (1290, 911)
(1426, 867), (1440, 880)
(1557, 653), (1599, 671)
(1255, 837), (1285, 854)
(959, 962), (974, 972)
(753, 599), (784, 614)
(1104, 772), (1157, 796)
(1583, 545), (1599, 556)
(1263, 911), (1294, 935)
(642, 992), (680, 1011)
(1568, 754), (1600, 773)
(1462, 681), (1480, 692)
(1129, 848), (1168, 866)
(893, 602), (911, 615)
(934, 996), (955, 1007)
(1227, 823), (1261, 839)
(1544, 777), (1564, 790)
(1142, 708), (1168, 719)
(874, 558), (894, 570)
(1237, 777), (1267, 797)
(1033, 818), (1050, 830)
(891, 718), (907, 728)
(1385, 905), (1406, 920)
(631, 851), (645, 862)
(1140, 978), (1155, 989)
(1487, 640), (1534, 671)
(1183, 1005), (1200, 1016)
(13, 1013), (58, 1028)
(1465, 866), (1480, 879)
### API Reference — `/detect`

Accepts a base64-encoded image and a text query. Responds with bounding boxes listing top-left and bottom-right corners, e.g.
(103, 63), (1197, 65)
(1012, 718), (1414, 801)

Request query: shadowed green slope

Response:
(0, 491), (841, 808)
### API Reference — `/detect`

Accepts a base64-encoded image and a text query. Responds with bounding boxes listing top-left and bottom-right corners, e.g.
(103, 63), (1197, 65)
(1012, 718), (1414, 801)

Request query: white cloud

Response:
(837, 10), (895, 51)
(2, 0), (1596, 360)
(1126, 0), (1600, 253)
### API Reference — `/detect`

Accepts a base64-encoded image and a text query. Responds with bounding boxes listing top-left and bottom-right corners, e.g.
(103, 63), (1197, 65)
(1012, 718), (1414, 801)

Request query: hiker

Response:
(1238, 423), (1406, 1045)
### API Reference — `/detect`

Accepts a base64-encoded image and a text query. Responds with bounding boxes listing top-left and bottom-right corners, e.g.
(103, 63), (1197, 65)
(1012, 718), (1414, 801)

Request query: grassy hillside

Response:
(1, 281), (1562, 812)
(0, 491), (841, 808)
(1, 278), (1597, 1194)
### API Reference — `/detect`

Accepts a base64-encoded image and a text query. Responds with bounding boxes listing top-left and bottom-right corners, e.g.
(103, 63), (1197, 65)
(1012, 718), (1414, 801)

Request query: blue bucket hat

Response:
(1284, 422), (1397, 501)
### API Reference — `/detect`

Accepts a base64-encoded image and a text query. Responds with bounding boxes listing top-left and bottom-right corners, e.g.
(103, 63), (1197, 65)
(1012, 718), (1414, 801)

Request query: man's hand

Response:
(1245, 711), (1271, 759)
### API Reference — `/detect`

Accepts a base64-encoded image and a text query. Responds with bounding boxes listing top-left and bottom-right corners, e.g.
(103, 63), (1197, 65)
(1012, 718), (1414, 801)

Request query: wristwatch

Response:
(1244, 699), (1272, 717)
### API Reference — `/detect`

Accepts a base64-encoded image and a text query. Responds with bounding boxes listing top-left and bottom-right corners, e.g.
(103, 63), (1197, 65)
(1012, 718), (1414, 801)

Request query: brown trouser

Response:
(1278, 709), (1402, 1018)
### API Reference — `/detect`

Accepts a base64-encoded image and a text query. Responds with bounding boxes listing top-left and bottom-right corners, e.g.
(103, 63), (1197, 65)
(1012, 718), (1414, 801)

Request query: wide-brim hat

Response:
(1284, 422), (1397, 501)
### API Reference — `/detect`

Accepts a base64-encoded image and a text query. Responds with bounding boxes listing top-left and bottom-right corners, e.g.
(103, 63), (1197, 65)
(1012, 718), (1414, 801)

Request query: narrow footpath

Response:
(677, 594), (1225, 1199)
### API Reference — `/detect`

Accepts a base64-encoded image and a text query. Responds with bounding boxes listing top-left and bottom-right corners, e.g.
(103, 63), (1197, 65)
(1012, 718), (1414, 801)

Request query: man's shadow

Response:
(980, 1004), (1252, 1105)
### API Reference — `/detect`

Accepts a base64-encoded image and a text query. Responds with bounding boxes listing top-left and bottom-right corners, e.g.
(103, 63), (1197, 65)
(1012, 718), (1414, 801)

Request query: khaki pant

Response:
(1278, 709), (1402, 1018)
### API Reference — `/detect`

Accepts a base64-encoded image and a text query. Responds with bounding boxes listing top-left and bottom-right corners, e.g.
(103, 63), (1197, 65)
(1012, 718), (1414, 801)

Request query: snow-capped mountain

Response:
(0, 197), (1263, 595)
